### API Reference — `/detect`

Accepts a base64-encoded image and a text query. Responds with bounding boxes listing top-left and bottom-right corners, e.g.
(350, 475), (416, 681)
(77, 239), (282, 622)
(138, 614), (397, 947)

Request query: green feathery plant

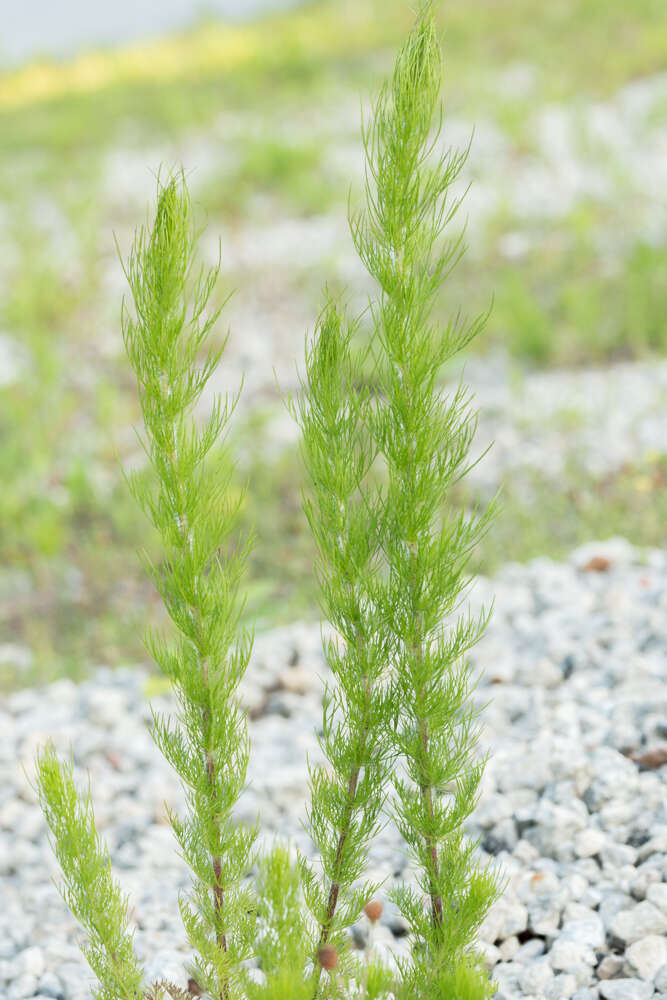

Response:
(293, 3), (503, 997)
(34, 4), (502, 999)
(118, 174), (258, 1000)
(290, 301), (394, 996)
(352, 9), (504, 996)
(34, 750), (145, 1000)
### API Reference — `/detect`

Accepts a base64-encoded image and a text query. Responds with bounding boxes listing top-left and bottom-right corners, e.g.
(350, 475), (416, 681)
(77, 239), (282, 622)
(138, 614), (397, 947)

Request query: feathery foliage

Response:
(120, 172), (257, 999)
(34, 746), (145, 1000)
(242, 846), (312, 1000)
(352, 9), (503, 993)
(33, 5), (501, 998)
(289, 301), (395, 998)
(296, 3), (503, 996)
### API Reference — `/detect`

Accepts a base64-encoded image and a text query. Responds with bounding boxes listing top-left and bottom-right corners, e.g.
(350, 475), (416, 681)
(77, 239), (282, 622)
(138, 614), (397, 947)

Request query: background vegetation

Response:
(0, 0), (665, 689)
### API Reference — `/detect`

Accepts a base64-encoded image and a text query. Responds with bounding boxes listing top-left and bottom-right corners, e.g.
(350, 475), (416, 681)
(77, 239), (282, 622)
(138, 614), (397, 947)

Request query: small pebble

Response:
(625, 935), (667, 982)
(599, 979), (656, 1000)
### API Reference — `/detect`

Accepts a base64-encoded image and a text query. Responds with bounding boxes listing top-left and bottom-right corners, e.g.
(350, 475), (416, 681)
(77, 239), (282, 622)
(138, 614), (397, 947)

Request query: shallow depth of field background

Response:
(0, 0), (665, 690)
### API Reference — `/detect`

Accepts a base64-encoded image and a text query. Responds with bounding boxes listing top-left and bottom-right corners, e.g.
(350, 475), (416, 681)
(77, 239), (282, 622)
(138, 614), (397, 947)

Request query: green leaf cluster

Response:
(289, 302), (394, 992)
(242, 846), (312, 1000)
(33, 747), (144, 1000)
(33, 5), (502, 1000)
(121, 173), (258, 999)
(351, 13), (505, 992)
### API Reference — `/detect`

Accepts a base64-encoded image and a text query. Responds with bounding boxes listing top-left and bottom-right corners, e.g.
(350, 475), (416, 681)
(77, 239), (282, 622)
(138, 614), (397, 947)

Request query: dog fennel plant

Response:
(295, 6), (503, 998)
(33, 5), (502, 1000)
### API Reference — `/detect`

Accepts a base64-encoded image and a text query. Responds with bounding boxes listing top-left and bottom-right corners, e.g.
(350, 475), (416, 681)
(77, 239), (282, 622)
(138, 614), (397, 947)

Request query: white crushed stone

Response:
(0, 539), (665, 999)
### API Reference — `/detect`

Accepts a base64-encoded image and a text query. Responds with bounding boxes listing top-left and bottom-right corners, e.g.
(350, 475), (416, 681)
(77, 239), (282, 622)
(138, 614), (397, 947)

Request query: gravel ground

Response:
(457, 353), (667, 495)
(1, 537), (666, 999)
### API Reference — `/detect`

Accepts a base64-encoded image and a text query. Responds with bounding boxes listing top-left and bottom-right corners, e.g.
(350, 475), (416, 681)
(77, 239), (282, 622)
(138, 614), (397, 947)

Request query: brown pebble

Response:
(318, 944), (339, 970)
(582, 555), (611, 572)
(629, 745), (667, 770)
(364, 900), (383, 923)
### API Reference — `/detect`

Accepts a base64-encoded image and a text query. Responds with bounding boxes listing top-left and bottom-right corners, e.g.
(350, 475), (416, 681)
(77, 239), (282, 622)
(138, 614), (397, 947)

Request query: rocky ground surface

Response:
(1, 537), (666, 999)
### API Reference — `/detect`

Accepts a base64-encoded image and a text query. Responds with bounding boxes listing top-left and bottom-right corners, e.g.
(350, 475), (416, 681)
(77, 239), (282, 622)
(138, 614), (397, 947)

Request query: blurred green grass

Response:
(199, 136), (333, 218)
(0, 0), (665, 688)
(2, 0), (665, 147)
(3, 425), (667, 690)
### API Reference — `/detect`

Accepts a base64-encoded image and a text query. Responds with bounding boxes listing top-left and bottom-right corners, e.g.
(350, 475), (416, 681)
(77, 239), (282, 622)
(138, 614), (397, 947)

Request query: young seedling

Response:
(119, 174), (259, 1000)
(33, 4), (502, 998)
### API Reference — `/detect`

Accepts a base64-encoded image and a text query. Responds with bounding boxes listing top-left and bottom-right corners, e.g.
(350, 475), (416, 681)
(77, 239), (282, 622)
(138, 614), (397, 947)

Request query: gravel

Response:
(461, 353), (667, 497)
(1, 538), (666, 999)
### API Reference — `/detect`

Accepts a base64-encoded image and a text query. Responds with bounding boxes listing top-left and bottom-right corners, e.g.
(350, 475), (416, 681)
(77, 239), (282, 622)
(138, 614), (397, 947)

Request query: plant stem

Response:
(168, 438), (229, 993)
(418, 710), (444, 932)
(312, 666), (371, 998)
(120, 174), (256, 997)
(411, 582), (444, 936)
(405, 352), (445, 937)
(294, 300), (389, 998)
(320, 661), (370, 936)
(320, 767), (361, 943)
